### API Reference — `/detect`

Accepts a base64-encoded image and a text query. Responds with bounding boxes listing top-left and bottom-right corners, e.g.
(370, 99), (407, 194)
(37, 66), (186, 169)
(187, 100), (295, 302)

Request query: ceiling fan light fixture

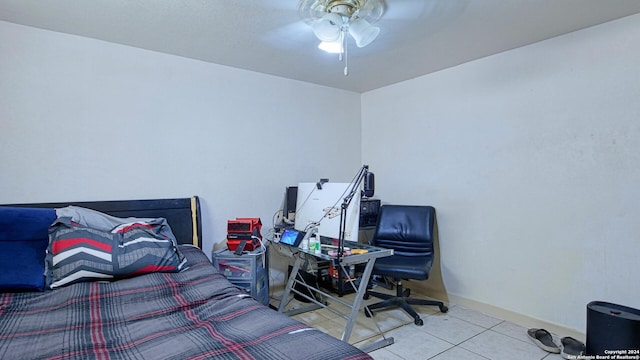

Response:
(299, 0), (386, 75)
(318, 40), (343, 54)
(348, 18), (379, 48)
(328, 3), (356, 17)
(312, 12), (344, 42)
(299, 0), (384, 23)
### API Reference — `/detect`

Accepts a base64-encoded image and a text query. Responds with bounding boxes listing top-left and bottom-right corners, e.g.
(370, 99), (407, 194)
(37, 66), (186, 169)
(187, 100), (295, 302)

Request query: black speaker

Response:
(284, 186), (297, 221)
(586, 301), (640, 355)
(363, 172), (375, 198)
(359, 199), (380, 227)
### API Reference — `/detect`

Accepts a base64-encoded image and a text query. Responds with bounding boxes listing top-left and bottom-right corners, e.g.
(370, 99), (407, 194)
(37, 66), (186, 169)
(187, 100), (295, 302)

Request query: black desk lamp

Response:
(337, 165), (370, 268)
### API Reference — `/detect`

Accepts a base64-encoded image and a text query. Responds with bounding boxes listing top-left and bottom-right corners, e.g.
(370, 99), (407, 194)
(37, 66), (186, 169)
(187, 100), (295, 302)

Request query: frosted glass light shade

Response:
(318, 40), (343, 54)
(348, 18), (379, 47)
(312, 13), (343, 42)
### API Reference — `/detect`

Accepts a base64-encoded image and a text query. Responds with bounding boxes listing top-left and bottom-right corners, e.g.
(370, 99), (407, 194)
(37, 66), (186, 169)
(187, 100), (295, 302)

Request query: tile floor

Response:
(272, 288), (565, 360)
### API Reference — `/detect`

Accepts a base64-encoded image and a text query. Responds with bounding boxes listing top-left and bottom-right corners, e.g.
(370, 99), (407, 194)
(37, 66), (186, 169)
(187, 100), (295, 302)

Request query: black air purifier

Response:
(586, 301), (640, 355)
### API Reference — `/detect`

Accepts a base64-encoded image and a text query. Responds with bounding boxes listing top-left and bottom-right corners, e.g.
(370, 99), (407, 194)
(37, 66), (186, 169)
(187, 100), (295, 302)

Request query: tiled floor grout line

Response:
(487, 319), (557, 357)
(426, 347), (453, 360)
(454, 320), (556, 360)
(407, 310), (500, 360)
(371, 306), (495, 359)
(455, 326), (494, 352)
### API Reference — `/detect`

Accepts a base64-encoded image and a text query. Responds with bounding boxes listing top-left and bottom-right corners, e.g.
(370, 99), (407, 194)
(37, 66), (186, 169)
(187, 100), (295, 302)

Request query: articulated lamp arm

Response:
(337, 165), (369, 261)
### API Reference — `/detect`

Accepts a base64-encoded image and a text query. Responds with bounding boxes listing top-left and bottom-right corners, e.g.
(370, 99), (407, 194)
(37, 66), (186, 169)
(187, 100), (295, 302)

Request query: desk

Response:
(276, 239), (394, 353)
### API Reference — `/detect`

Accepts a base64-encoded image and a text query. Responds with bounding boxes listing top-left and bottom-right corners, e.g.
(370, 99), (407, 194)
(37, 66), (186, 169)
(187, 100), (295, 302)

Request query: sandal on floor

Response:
(527, 328), (560, 353)
(561, 337), (585, 359)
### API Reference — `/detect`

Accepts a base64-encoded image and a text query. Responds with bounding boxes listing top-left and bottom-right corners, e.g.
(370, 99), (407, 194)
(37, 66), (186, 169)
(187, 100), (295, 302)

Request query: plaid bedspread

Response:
(0, 246), (371, 360)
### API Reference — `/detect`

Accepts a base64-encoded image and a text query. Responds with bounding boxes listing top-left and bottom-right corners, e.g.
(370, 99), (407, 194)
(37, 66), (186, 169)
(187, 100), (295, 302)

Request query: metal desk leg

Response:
(278, 253), (303, 313)
(343, 258), (395, 353)
(341, 258), (376, 342)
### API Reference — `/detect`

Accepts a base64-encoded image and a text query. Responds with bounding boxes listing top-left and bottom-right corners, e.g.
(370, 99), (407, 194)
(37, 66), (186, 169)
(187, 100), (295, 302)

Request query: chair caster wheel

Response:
(439, 305), (448, 313)
(414, 318), (423, 326)
(363, 293), (370, 300)
(364, 307), (374, 318)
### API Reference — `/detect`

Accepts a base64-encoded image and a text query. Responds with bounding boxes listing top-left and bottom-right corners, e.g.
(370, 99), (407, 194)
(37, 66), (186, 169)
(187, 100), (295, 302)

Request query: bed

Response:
(0, 196), (372, 360)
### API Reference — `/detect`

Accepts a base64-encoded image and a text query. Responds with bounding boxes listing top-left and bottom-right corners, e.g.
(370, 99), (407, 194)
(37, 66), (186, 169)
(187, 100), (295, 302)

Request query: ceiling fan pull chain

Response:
(338, 29), (344, 62)
(344, 28), (349, 76)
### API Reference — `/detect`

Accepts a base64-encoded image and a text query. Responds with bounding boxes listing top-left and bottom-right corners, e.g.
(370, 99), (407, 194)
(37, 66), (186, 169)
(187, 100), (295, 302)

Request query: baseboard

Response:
(440, 293), (586, 342)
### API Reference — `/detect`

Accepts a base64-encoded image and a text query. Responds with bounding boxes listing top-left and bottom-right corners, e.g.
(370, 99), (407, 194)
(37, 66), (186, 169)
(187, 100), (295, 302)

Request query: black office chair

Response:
(364, 205), (448, 325)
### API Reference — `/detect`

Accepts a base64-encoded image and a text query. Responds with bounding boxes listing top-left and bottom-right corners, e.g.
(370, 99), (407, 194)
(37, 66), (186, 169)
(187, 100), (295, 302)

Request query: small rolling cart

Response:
(212, 246), (269, 306)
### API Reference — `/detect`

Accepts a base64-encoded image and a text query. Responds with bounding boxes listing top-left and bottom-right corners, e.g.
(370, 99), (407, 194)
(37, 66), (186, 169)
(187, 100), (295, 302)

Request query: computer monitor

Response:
(294, 182), (361, 242)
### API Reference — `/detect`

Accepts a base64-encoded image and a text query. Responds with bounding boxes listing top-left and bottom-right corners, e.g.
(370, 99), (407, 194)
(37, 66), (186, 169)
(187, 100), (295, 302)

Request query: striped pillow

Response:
(46, 216), (186, 289)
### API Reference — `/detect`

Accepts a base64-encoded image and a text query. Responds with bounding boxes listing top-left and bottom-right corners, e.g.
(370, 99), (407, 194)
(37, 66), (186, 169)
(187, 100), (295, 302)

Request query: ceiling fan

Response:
(261, 0), (469, 76)
(298, 0), (386, 75)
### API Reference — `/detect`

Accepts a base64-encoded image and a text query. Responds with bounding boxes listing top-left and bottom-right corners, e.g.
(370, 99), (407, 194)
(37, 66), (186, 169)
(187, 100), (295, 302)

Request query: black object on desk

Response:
(316, 252), (358, 296)
(234, 240), (246, 255)
(359, 199), (380, 227)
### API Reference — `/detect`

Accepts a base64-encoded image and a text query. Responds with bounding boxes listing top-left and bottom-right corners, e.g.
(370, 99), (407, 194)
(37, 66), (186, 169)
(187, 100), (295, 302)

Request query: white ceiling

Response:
(2, 0), (640, 93)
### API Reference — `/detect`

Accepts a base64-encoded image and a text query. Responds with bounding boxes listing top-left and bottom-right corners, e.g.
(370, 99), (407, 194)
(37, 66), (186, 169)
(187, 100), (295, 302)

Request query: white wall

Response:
(362, 14), (640, 333)
(0, 21), (362, 256)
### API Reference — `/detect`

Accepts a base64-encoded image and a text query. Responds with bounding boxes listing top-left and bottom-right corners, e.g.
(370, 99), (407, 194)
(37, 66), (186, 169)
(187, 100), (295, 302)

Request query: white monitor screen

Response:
(294, 182), (361, 242)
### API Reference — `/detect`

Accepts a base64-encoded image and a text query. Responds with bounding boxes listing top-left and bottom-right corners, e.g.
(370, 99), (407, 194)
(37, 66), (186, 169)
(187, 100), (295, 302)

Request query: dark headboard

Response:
(3, 196), (202, 248)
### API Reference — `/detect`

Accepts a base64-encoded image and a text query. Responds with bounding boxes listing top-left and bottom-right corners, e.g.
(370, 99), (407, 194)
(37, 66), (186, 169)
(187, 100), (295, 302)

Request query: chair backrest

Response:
(371, 205), (436, 257)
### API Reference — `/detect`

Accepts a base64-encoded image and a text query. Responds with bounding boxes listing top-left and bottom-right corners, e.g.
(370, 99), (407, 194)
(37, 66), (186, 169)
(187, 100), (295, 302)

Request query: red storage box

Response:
(226, 218), (262, 252)
(226, 238), (259, 252)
